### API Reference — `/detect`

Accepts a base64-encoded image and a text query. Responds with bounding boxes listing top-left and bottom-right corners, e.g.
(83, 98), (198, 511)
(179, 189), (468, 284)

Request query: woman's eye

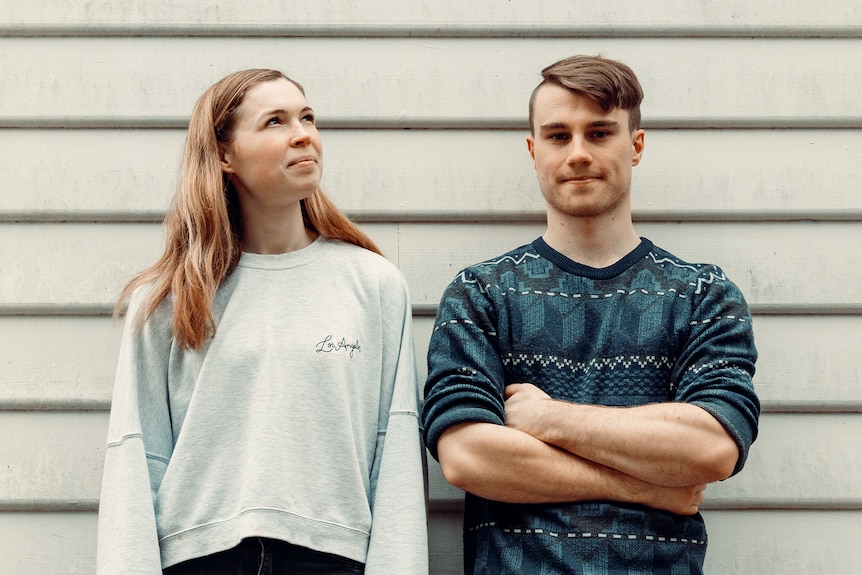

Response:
(266, 117), (280, 126)
(302, 114), (316, 124)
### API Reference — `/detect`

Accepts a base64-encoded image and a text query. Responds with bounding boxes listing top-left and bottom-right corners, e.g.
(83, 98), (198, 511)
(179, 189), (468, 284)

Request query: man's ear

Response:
(526, 135), (537, 166)
(631, 129), (645, 167)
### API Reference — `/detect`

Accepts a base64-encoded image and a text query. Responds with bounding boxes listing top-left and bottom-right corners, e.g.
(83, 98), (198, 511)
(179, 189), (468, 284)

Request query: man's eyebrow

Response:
(538, 122), (568, 131)
(538, 119), (620, 131)
(588, 120), (619, 128)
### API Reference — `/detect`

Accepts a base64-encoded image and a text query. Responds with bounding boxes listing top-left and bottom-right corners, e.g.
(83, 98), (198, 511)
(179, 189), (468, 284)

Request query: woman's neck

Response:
(239, 202), (318, 254)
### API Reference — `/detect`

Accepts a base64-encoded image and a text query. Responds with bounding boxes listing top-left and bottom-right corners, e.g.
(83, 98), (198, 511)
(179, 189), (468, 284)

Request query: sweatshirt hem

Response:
(159, 507), (370, 568)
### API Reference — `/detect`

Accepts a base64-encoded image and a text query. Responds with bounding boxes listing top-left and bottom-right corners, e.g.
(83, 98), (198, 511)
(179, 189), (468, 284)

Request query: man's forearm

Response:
(437, 421), (705, 515)
(504, 384), (739, 487)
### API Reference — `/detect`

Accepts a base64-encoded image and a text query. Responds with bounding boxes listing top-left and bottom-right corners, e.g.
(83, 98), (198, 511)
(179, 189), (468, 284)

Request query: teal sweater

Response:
(422, 237), (759, 574)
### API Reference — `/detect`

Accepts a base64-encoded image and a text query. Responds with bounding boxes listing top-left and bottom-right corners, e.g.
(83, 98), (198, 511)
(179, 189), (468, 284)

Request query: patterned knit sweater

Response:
(422, 237), (760, 575)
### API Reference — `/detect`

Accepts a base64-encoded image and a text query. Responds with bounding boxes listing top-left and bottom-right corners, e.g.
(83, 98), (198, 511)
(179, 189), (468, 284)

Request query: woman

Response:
(96, 69), (428, 574)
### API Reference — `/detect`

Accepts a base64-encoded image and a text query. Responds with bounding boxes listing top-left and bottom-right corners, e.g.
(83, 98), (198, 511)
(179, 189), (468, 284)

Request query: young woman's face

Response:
(220, 78), (323, 213)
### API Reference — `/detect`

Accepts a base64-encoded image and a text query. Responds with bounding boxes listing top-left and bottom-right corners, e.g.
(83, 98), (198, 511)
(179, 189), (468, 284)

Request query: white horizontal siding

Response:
(5, 509), (859, 575)
(1, 38), (861, 126)
(0, 512), (96, 574)
(0, 316), (121, 409)
(3, 129), (861, 221)
(4, 315), (859, 412)
(1, 1), (861, 35)
(3, 412), (859, 512)
(2, 222), (861, 310)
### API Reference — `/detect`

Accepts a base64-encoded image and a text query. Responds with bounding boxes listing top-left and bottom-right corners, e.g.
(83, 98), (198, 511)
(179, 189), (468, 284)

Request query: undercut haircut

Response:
(529, 55), (644, 134)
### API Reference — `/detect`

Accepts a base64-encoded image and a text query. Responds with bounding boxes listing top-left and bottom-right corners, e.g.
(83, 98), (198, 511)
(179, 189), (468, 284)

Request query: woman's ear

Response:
(219, 146), (235, 174)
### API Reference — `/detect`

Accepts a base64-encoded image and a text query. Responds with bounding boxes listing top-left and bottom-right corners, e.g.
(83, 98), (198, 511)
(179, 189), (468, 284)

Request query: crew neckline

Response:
(237, 236), (329, 270)
(532, 236), (653, 280)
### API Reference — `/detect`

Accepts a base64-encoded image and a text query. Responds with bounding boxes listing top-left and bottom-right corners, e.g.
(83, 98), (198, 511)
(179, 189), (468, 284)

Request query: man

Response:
(421, 55), (760, 574)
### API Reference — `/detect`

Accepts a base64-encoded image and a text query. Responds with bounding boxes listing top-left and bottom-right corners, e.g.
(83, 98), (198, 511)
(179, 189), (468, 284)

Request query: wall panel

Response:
(2, 1), (862, 36)
(0, 316), (120, 409)
(0, 512), (96, 574)
(3, 129), (861, 221)
(4, 509), (859, 575)
(2, 38), (861, 125)
(3, 412), (858, 511)
(4, 314), (859, 411)
(3, 222), (860, 310)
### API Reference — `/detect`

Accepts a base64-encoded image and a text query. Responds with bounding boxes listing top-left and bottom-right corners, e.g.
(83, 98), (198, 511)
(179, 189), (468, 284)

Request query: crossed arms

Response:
(436, 383), (739, 516)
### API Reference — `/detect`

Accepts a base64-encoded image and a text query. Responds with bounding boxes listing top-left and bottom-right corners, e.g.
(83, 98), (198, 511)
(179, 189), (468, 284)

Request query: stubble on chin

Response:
(542, 184), (630, 219)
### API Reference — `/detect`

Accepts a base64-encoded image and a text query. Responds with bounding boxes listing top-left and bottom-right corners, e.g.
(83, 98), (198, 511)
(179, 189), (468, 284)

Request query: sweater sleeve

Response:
(421, 269), (508, 461)
(672, 265), (761, 476)
(364, 276), (429, 575)
(97, 287), (175, 574)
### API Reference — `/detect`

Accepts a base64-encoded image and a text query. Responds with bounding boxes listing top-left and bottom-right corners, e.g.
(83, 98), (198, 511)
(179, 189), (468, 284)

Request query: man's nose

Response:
(565, 136), (593, 165)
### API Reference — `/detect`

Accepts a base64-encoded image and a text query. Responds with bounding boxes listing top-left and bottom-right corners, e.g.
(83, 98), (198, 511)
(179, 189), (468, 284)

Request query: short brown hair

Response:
(528, 55), (643, 134)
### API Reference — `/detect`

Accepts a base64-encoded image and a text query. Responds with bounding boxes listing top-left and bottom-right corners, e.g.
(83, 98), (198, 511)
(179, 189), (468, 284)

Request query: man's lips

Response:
(561, 175), (600, 183)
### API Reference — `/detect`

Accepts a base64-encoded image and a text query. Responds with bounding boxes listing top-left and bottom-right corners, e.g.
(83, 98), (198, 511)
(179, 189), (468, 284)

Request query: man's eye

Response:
(549, 133), (569, 141)
(592, 131), (610, 139)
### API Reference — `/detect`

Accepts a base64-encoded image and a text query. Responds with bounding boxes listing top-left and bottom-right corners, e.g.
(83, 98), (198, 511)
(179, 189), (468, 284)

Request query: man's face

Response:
(526, 84), (644, 221)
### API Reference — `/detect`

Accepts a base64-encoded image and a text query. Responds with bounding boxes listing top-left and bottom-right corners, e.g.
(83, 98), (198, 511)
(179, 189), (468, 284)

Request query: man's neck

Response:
(542, 215), (641, 269)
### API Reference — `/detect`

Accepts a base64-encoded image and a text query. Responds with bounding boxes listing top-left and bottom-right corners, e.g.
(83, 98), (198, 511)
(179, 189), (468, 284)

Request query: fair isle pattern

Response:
(454, 278), (690, 302)
(467, 522), (707, 546)
(422, 237), (759, 574)
(647, 249), (730, 295)
(501, 353), (751, 392)
(477, 250), (544, 268)
(690, 315), (750, 326)
(503, 352), (674, 373)
(450, 251), (543, 287)
(434, 297), (751, 330)
(433, 317), (497, 336)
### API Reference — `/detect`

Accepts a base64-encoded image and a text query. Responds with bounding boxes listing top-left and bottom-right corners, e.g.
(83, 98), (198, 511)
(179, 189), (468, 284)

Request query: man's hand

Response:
(504, 382), (556, 439)
(623, 476), (707, 516)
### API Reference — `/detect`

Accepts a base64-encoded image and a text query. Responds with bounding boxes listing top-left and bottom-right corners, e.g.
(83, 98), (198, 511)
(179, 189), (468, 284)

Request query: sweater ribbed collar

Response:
(532, 236), (653, 280)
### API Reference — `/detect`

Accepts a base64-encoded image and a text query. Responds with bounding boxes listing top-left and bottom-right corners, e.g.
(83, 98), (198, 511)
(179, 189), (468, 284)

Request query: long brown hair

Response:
(117, 68), (381, 349)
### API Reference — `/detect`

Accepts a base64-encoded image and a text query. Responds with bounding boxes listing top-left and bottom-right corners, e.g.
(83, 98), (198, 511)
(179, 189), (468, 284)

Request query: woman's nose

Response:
(290, 123), (311, 146)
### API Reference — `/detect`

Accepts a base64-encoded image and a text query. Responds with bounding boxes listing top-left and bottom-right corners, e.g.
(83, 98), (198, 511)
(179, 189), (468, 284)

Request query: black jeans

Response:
(163, 538), (365, 575)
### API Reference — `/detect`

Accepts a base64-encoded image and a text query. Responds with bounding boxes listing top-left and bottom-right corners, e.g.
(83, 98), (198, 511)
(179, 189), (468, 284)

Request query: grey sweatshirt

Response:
(97, 238), (428, 574)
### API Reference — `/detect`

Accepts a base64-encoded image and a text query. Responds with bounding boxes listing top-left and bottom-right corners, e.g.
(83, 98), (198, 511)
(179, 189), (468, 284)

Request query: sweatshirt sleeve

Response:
(97, 287), (175, 575)
(364, 275), (429, 575)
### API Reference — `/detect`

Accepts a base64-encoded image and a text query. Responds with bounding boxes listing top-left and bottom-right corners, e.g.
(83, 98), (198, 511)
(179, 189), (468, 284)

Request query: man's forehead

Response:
(533, 88), (629, 126)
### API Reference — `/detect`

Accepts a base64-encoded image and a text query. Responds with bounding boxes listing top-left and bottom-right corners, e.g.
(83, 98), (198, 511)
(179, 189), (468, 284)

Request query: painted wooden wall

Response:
(2, 1), (861, 573)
